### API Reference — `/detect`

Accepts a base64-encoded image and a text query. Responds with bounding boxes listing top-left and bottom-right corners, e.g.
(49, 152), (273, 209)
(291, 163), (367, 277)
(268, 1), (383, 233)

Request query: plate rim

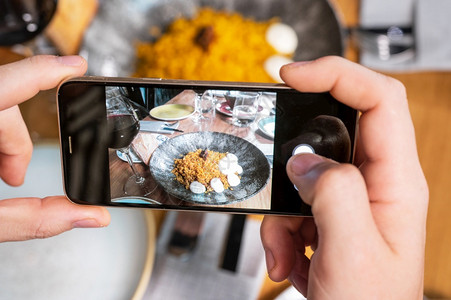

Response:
(149, 104), (195, 121)
(258, 116), (275, 139)
(215, 102), (233, 116)
(132, 210), (156, 300)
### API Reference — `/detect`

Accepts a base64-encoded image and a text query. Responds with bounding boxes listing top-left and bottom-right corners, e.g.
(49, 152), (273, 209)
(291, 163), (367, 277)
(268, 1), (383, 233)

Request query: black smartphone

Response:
(57, 77), (358, 216)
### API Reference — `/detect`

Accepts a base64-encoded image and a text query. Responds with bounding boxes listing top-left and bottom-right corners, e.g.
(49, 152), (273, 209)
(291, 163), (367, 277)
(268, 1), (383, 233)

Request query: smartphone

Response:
(57, 77), (358, 216)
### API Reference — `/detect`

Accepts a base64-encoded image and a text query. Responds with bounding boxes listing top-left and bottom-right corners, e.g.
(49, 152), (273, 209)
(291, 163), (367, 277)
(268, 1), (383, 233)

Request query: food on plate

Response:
(172, 148), (242, 194)
(227, 173), (241, 187)
(218, 153), (242, 175)
(134, 8), (296, 82)
(210, 178), (225, 193)
(189, 181), (207, 194)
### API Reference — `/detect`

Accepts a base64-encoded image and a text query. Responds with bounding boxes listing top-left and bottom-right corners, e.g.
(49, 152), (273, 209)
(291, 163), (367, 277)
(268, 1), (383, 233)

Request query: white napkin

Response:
(360, 0), (451, 72)
(139, 120), (180, 134)
(143, 212), (266, 300)
(132, 132), (168, 165)
(360, 0), (415, 28)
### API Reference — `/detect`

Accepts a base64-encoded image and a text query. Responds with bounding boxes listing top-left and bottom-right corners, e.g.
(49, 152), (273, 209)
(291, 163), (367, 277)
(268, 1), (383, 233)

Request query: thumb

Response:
(0, 55), (87, 111)
(286, 153), (378, 245)
(0, 196), (110, 242)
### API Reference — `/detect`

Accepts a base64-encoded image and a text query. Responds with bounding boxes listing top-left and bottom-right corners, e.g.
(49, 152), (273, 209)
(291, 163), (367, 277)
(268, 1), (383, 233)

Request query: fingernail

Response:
(265, 248), (275, 272)
(57, 55), (84, 67)
(72, 218), (103, 228)
(289, 154), (325, 176)
(284, 60), (313, 69)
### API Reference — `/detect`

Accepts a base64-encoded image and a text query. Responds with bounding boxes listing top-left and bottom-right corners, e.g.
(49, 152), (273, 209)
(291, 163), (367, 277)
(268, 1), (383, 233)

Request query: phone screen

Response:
(58, 79), (357, 216)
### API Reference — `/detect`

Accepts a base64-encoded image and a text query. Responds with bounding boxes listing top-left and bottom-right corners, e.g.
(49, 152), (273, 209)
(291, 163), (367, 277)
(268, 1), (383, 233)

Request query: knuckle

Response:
(310, 163), (363, 214)
(31, 197), (63, 239)
(416, 174), (429, 206)
(27, 54), (54, 66)
(315, 163), (361, 197)
(380, 74), (408, 103)
(32, 222), (64, 240)
(33, 226), (52, 239)
(390, 77), (407, 95)
(316, 55), (342, 65)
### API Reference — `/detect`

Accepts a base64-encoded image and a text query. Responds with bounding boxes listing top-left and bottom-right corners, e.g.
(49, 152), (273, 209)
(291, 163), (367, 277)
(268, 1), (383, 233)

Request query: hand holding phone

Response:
(260, 57), (428, 298)
(0, 55), (110, 243)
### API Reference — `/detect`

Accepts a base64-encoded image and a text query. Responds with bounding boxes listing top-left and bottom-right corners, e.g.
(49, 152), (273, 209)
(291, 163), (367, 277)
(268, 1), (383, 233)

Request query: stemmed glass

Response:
(192, 90), (216, 122)
(106, 89), (156, 196)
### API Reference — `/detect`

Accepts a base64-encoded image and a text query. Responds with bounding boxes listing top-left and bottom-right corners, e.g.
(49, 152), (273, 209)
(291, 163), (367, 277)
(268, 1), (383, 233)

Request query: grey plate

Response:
(149, 132), (271, 205)
(81, 0), (343, 76)
(0, 207), (151, 300)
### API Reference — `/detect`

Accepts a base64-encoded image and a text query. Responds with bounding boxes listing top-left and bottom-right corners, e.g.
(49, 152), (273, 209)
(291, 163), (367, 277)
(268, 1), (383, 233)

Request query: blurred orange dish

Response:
(134, 8), (280, 82)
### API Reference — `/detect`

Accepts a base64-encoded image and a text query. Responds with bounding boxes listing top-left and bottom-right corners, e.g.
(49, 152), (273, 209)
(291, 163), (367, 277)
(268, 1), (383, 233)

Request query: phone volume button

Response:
(68, 136), (73, 154)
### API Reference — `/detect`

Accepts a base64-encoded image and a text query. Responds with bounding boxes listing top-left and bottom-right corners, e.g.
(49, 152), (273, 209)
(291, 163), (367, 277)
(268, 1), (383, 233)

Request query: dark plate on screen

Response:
(149, 132), (271, 205)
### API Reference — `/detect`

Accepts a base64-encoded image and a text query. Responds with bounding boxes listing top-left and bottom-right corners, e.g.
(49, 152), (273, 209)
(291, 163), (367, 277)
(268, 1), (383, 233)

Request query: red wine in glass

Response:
(106, 92), (157, 198)
(107, 114), (140, 150)
(0, 0), (58, 46)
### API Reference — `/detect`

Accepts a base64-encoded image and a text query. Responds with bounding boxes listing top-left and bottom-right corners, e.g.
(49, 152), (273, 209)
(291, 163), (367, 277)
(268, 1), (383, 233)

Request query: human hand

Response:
(260, 56), (428, 299)
(0, 55), (110, 242)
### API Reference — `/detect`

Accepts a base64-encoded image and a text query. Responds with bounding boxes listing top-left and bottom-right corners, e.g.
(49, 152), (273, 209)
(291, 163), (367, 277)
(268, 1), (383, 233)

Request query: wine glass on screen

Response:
(0, 0), (57, 47)
(192, 90), (215, 123)
(106, 89), (156, 197)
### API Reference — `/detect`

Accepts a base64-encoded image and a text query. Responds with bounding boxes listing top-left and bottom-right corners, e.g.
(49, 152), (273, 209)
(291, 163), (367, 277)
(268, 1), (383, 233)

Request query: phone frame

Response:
(57, 76), (359, 216)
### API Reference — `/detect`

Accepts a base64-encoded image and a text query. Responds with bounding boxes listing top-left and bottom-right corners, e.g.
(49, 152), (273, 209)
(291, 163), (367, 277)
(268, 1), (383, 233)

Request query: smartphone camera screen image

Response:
(58, 78), (358, 216)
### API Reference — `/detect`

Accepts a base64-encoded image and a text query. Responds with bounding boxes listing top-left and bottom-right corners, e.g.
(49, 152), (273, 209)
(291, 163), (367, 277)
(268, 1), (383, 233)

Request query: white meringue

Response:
(235, 164), (243, 175)
(189, 181), (206, 194)
(218, 153), (241, 175)
(226, 153), (238, 164)
(210, 178), (225, 193)
(227, 173), (240, 187)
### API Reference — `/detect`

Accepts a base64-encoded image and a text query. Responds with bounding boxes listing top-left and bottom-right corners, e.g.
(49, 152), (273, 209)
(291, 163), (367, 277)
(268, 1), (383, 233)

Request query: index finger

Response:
(280, 56), (416, 164)
(280, 57), (425, 186)
(281, 57), (428, 240)
(0, 55), (87, 111)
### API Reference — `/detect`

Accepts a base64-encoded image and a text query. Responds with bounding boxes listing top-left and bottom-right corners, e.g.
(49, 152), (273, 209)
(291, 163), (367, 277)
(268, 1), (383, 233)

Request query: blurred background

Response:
(0, 0), (450, 299)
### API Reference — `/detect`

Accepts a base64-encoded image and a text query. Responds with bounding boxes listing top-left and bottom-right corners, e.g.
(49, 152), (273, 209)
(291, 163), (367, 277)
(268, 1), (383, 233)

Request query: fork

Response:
(164, 120), (179, 127)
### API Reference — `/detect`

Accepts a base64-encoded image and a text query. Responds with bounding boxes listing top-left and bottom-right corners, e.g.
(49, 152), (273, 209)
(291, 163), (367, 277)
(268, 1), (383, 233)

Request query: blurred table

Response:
(2, 0), (451, 298)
